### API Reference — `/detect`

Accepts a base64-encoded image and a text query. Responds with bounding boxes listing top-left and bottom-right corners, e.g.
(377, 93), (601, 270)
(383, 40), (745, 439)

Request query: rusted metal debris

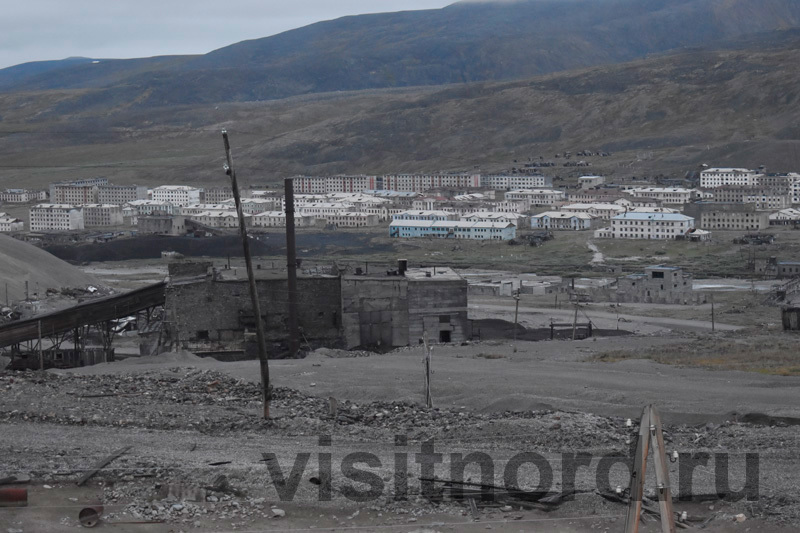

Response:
(76, 446), (132, 486)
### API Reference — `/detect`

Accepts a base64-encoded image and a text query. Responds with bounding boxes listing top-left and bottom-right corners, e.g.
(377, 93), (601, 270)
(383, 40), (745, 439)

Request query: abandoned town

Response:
(3, 1), (800, 532)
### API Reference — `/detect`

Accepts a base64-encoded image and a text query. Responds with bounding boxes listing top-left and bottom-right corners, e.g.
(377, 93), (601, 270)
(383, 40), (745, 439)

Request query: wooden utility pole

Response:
(624, 404), (676, 533)
(284, 178), (300, 358)
(222, 130), (272, 418)
(711, 294), (715, 332)
(572, 304), (579, 340)
(513, 289), (521, 344)
(422, 333), (432, 408)
(38, 320), (43, 371)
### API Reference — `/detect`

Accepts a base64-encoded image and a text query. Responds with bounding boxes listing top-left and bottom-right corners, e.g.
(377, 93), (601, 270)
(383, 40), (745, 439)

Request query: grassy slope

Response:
(1, 33), (800, 189)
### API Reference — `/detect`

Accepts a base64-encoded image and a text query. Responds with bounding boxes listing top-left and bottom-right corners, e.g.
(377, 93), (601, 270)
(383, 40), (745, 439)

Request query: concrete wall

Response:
(407, 278), (470, 344)
(340, 277), (409, 348)
(165, 277), (342, 350)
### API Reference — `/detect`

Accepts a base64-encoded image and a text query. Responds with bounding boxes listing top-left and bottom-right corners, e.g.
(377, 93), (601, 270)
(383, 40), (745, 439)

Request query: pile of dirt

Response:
(0, 234), (101, 303)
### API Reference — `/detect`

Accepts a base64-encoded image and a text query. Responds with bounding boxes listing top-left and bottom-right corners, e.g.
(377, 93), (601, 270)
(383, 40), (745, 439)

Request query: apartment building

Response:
(221, 198), (280, 214)
(462, 212), (529, 227)
(152, 186), (202, 206)
(755, 173), (800, 204)
(181, 204), (235, 216)
(530, 212), (594, 230)
(683, 202), (769, 230)
(595, 212), (694, 239)
(29, 204), (85, 232)
(50, 183), (99, 204)
(0, 213), (24, 232)
(505, 189), (566, 207)
(298, 203), (355, 217)
(393, 210), (458, 222)
(190, 210), (252, 228)
(202, 186), (234, 203)
(0, 189), (47, 203)
(626, 187), (697, 205)
(49, 178), (108, 202)
(252, 212), (316, 228)
(325, 212), (380, 228)
(699, 168), (759, 188)
(710, 186), (791, 210)
(480, 175), (552, 189)
(82, 204), (124, 227)
(389, 220), (516, 240)
(97, 185), (148, 205)
(377, 173), (481, 192)
(292, 175), (376, 194)
(559, 203), (625, 220)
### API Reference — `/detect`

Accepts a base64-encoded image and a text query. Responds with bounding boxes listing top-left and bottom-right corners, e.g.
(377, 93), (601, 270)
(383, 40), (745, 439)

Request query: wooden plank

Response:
(651, 406), (677, 533)
(625, 406), (651, 533)
(76, 446), (132, 486)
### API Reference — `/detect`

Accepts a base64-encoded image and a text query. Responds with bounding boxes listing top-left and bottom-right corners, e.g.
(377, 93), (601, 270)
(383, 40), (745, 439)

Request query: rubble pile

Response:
(0, 369), (626, 450)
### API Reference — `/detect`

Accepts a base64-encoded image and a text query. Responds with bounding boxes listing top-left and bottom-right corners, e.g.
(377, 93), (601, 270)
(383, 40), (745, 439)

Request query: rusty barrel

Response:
(79, 504), (104, 528)
(0, 487), (28, 507)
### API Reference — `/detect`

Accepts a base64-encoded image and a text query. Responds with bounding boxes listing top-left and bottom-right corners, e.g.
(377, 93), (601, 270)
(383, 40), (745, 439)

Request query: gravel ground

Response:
(2, 365), (800, 531)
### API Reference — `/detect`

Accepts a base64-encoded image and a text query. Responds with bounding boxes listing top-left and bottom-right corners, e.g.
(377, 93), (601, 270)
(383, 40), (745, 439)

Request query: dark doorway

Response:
(439, 330), (451, 343)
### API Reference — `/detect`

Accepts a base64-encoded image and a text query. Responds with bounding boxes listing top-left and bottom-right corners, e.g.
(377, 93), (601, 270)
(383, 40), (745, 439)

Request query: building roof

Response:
(389, 220), (514, 229)
(561, 203), (624, 211)
(702, 168), (754, 173)
(532, 211), (593, 220)
(612, 212), (693, 221)
(32, 204), (79, 209)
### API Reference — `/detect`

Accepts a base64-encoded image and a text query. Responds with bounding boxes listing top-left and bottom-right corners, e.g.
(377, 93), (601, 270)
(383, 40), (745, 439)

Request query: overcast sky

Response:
(1, 1), (456, 70)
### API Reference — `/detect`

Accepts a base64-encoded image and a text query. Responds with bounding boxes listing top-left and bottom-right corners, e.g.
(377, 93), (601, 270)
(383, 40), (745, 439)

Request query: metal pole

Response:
(222, 130), (272, 418)
(284, 178), (300, 358)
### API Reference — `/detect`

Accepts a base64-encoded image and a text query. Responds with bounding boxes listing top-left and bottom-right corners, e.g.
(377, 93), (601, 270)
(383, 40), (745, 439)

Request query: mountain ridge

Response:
(1, 0), (799, 109)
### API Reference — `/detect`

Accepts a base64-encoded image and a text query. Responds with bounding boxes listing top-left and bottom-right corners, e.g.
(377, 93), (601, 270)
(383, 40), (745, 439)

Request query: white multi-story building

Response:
(252, 211), (316, 228)
(710, 186), (792, 210)
(559, 203), (625, 220)
(626, 187), (697, 205)
(190, 210), (252, 228)
(50, 184), (99, 204)
(326, 213), (380, 228)
(530, 212), (594, 230)
(82, 204), (124, 227)
(29, 204), (85, 232)
(0, 213), (24, 232)
(297, 202), (355, 217)
(700, 168), (759, 188)
(393, 210), (458, 222)
(49, 178), (107, 202)
(389, 220), (517, 240)
(480, 175), (552, 189)
(124, 200), (175, 218)
(97, 185), (148, 205)
(220, 198), (280, 214)
(291, 175), (376, 194)
(152, 186), (202, 207)
(462, 212), (529, 227)
(0, 189), (47, 203)
(377, 173), (481, 192)
(595, 212), (694, 239)
(505, 189), (566, 207)
(181, 203), (234, 216)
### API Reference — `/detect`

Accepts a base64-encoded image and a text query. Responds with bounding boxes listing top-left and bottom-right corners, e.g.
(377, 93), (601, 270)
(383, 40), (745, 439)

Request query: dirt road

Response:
(470, 302), (743, 333)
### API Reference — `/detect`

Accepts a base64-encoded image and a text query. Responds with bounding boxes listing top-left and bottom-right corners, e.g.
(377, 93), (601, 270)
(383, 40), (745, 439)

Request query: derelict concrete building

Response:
(162, 262), (469, 355)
